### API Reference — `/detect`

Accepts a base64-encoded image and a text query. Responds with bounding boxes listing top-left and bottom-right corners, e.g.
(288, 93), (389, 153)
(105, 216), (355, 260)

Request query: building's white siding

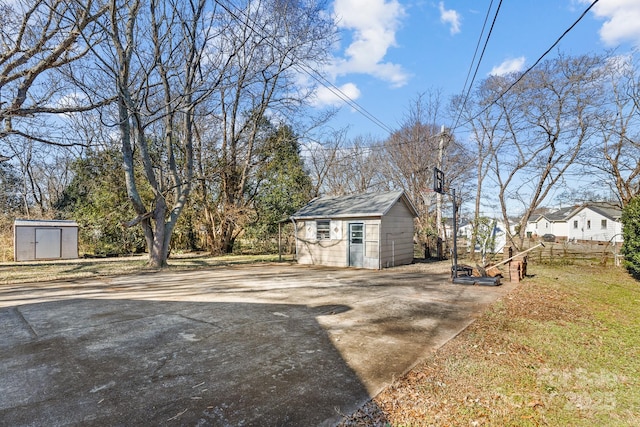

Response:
(525, 220), (537, 238)
(295, 213), (414, 270)
(380, 202), (415, 268)
(295, 218), (389, 268)
(527, 217), (566, 239)
(566, 208), (622, 243)
(295, 219), (350, 267)
(293, 193), (417, 269)
(552, 221), (570, 239)
(363, 221), (381, 269)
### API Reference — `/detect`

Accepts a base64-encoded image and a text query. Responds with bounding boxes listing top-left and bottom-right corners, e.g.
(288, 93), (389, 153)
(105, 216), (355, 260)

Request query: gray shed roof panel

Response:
(291, 190), (418, 219)
(14, 219), (78, 227)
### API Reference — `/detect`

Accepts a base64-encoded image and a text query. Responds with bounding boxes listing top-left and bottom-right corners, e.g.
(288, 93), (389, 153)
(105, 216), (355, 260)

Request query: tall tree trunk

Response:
(148, 198), (169, 268)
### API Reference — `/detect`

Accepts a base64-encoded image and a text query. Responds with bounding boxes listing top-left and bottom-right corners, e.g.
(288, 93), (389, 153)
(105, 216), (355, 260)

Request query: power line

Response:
(451, 0), (503, 131)
(293, 64), (395, 134)
(453, 0), (601, 132)
(456, 0), (496, 101)
(213, 0), (395, 135)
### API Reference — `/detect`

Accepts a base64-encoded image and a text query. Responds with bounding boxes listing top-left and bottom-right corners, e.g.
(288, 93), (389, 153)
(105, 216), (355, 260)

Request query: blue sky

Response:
(312, 0), (640, 140)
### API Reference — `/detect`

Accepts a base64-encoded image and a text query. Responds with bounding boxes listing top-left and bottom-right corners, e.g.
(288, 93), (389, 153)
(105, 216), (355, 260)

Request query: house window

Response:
(573, 220), (578, 229)
(587, 220), (591, 230)
(316, 220), (330, 240)
(601, 219), (607, 229)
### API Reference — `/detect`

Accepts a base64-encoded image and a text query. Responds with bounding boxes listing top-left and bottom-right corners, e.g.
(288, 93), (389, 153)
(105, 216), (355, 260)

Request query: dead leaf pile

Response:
(339, 276), (587, 426)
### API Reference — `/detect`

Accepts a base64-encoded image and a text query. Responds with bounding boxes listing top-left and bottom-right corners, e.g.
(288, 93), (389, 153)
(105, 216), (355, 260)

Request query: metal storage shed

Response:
(290, 190), (418, 269)
(14, 219), (79, 262)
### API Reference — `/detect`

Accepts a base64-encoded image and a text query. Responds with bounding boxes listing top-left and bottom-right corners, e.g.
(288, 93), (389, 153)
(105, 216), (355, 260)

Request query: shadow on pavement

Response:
(0, 299), (385, 426)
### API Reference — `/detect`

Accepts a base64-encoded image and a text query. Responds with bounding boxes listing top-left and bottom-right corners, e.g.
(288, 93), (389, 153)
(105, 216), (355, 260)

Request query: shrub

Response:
(621, 195), (640, 279)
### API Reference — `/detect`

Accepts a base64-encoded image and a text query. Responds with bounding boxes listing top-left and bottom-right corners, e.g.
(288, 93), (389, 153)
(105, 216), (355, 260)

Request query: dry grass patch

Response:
(341, 263), (640, 426)
(0, 253), (290, 284)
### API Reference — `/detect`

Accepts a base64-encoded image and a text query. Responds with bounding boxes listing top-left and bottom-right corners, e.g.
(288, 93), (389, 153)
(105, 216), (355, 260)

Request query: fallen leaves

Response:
(339, 270), (582, 426)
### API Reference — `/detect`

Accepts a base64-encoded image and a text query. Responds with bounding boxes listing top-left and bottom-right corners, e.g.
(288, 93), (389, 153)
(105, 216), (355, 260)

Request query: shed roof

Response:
(291, 190), (418, 220)
(14, 219), (78, 227)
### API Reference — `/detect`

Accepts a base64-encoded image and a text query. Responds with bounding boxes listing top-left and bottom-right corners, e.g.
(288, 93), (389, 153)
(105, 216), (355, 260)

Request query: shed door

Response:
(35, 228), (62, 259)
(348, 223), (364, 267)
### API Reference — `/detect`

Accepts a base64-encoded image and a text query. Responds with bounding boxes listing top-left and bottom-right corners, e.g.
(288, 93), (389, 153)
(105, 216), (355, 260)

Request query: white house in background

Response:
(525, 202), (623, 243)
(458, 219), (511, 254)
(565, 203), (623, 243)
(525, 206), (576, 238)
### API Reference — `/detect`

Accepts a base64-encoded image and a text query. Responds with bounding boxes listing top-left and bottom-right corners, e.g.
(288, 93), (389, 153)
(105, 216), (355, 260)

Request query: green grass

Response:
(347, 263), (640, 426)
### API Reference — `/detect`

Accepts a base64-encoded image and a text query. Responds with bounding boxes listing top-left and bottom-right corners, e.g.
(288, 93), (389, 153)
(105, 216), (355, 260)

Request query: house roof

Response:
(528, 202), (622, 224)
(570, 202), (622, 221)
(545, 206), (578, 222)
(290, 190), (418, 220)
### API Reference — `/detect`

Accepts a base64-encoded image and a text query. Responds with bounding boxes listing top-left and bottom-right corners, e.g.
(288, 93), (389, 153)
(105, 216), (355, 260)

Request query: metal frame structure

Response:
(433, 168), (500, 286)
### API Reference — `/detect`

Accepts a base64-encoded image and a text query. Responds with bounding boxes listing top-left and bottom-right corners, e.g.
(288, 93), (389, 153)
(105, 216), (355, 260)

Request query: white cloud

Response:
(585, 0), (640, 47)
(489, 57), (526, 76)
(331, 0), (409, 87)
(311, 82), (362, 107)
(439, 2), (461, 35)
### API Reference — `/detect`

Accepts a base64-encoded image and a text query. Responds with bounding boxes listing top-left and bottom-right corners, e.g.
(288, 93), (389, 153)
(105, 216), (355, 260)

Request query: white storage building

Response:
(14, 219), (79, 262)
(290, 191), (418, 269)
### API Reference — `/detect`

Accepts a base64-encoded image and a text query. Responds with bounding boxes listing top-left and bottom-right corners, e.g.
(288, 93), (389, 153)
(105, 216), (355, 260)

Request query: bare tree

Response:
(3, 137), (75, 217)
(317, 135), (385, 196)
(587, 54), (640, 206)
(197, 0), (335, 254)
(381, 92), (472, 248)
(453, 83), (508, 260)
(0, 0), (108, 151)
(475, 54), (607, 250)
(303, 129), (347, 196)
(93, 0), (229, 266)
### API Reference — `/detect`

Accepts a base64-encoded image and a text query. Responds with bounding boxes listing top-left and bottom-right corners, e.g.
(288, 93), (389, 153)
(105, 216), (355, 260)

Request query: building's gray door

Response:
(348, 223), (364, 267)
(35, 228), (62, 259)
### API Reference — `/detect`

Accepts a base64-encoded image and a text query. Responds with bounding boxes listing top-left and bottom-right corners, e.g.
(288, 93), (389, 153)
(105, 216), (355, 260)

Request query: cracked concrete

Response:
(0, 262), (513, 426)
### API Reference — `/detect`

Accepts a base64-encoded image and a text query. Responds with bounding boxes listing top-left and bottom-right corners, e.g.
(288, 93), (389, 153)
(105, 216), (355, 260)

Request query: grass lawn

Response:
(341, 263), (640, 426)
(0, 253), (293, 284)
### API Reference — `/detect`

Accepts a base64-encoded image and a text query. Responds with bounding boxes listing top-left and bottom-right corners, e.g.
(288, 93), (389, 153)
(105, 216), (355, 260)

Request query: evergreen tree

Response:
(621, 195), (640, 279)
(248, 125), (313, 241)
(56, 149), (146, 255)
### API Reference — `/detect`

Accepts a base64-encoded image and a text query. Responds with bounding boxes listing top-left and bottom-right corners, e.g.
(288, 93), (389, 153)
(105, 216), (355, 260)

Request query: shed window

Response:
(573, 220), (578, 229)
(601, 219), (607, 229)
(316, 220), (330, 240)
(587, 220), (591, 230)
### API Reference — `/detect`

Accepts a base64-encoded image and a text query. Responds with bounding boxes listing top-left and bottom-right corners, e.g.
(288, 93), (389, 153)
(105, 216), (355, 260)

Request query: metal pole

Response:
(278, 222), (282, 262)
(452, 188), (458, 278)
(436, 126), (445, 257)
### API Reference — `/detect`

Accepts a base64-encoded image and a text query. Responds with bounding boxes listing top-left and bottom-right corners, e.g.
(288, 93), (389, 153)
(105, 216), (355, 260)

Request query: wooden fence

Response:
(415, 240), (625, 267)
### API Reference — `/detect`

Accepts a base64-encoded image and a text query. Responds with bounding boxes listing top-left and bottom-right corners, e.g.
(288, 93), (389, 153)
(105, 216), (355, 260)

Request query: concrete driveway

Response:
(0, 262), (513, 426)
